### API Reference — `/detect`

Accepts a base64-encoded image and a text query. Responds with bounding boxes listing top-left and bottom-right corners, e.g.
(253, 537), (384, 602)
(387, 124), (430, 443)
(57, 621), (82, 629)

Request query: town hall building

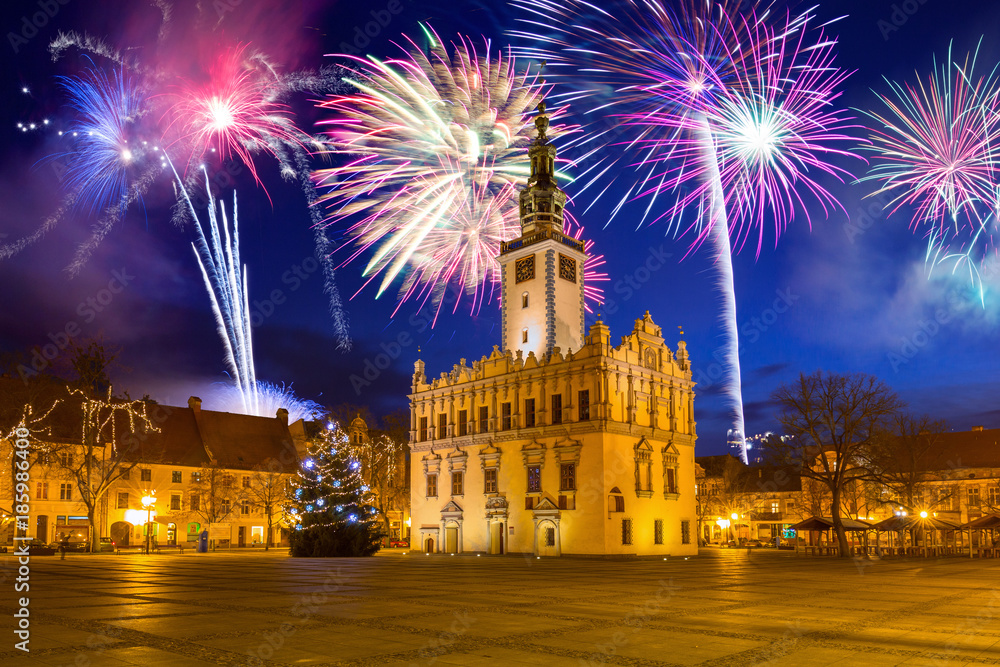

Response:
(407, 101), (698, 556)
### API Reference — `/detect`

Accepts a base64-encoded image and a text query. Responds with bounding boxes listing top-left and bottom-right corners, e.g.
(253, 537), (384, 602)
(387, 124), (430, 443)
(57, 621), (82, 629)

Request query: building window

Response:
(524, 398), (535, 428)
(170, 494), (181, 511)
(419, 417), (428, 442)
(609, 488), (625, 513)
(140, 468), (152, 482)
(220, 499), (231, 516)
(654, 519), (663, 545)
(786, 500), (796, 511)
(59, 483), (72, 501)
(578, 390), (590, 421)
(484, 468), (498, 494)
(622, 518), (633, 545)
(171, 471), (182, 483)
(60, 452), (73, 468)
(771, 501), (780, 513)
(119, 466), (130, 480)
(522, 329), (528, 344)
(426, 474), (437, 498)
(36, 482), (48, 500)
(635, 450), (652, 494)
(117, 492), (129, 509)
(527, 465), (541, 493)
(522, 292), (529, 308)
(551, 394), (562, 424)
(241, 500), (251, 515)
(191, 471), (201, 483)
(545, 527), (556, 547)
(458, 410), (468, 436)
(501, 402), (512, 431)
(681, 520), (691, 545)
(665, 468), (677, 494)
(451, 471), (464, 496)
(560, 463), (576, 491)
(478, 406), (489, 433)
(969, 487), (981, 507)
(989, 487), (1000, 506)
(242, 476), (251, 488)
(190, 494), (201, 512)
(438, 414), (448, 439)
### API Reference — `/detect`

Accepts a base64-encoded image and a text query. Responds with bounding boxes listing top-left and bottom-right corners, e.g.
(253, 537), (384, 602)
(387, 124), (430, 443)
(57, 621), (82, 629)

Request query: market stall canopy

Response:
(962, 514), (1000, 530)
(789, 516), (872, 532)
(872, 515), (960, 531)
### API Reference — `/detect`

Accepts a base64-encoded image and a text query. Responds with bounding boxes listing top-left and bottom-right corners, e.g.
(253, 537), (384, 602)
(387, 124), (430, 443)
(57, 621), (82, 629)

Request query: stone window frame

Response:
(634, 438), (654, 499)
(554, 437), (582, 508)
(479, 443), (502, 497)
(522, 440), (546, 499)
(447, 448), (468, 498)
(662, 443), (681, 500)
(423, 452), (442, 499)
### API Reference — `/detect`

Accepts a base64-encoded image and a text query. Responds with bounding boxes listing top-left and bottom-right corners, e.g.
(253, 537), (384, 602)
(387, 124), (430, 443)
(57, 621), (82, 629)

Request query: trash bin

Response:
(197, 530), (209, 553)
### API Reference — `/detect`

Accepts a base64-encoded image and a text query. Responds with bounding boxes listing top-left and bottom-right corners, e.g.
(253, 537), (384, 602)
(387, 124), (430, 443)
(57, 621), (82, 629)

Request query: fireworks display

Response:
(511, 0), (859, 462)
(0, 25), (352, 349)
(314, 26), (605, 323)
(861, 40), (1000, 299)
(172, 161), (321, 421)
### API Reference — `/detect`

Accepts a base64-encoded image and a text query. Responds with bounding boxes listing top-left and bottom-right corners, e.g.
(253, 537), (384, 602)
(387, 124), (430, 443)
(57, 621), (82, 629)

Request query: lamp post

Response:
(141, 492), (156, 555)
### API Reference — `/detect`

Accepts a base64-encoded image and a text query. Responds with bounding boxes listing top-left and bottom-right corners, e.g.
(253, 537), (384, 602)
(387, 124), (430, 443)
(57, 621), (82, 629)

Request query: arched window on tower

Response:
(522, 328), (528, 344)
(522, 292), (529, 309)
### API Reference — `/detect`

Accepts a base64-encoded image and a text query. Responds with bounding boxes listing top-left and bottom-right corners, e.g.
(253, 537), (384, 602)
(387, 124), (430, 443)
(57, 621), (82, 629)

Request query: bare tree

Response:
(243, 464), (289, 549)
(56, 387), (160, 552)
(186, 465), (237, 549)
(764, 371), (904, 557)
(863, 414), (951, 514)
(0, 376), (65, 541)
(353, 433), (408, 542)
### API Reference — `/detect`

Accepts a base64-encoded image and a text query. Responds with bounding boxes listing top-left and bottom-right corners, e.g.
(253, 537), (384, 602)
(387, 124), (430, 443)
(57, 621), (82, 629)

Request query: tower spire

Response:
(519, 85), (565, 235)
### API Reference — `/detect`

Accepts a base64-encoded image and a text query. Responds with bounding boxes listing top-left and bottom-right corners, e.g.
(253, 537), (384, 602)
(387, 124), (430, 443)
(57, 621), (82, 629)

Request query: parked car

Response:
(98, 537), (115, 552)
(26, 539), (56, 556)
(744, 539), (765, 548)
(389, 539), (409, 548)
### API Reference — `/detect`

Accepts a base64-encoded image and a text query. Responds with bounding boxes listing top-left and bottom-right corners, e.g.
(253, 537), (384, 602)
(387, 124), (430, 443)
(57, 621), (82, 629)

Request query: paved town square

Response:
(3, 548), (1000, 667)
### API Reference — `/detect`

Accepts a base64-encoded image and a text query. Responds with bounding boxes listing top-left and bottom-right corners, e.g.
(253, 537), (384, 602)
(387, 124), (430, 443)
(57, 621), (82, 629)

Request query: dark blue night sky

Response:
(1, 0), (998, 455)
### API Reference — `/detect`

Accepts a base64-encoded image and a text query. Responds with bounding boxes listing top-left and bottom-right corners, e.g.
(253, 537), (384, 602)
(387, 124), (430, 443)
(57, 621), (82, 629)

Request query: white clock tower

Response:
(498, 100), (586, 358)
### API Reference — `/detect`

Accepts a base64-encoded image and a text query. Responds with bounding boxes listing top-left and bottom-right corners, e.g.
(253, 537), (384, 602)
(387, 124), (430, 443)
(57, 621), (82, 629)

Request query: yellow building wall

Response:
(409, 312), (698, 557)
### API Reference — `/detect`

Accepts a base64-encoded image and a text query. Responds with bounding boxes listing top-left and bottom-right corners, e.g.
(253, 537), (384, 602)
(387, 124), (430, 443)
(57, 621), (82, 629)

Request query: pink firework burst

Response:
(861, 40), (1000, 287)
(166, 45), (307, 188)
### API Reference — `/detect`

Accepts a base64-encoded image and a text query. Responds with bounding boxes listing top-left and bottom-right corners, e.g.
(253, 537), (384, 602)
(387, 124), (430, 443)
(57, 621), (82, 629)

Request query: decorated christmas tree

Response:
(286, 422), (383, 557)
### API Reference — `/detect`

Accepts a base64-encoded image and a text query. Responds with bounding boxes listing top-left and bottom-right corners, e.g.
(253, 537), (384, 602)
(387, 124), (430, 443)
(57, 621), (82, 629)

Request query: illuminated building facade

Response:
(408, 102), (698, 556)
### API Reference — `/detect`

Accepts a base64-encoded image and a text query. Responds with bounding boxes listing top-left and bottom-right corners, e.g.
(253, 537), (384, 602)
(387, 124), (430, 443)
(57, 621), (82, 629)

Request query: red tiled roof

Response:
(919, 428), (1000, 471)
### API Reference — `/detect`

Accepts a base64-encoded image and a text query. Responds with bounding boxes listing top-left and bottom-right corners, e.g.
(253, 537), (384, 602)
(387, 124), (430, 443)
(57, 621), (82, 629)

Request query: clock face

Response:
(559, 254), (577, 283)
(515, 255), (535, 283)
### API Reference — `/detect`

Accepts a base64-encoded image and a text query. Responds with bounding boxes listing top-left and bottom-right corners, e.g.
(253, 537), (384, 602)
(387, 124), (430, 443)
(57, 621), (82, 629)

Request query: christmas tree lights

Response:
(285, 422), (383, 557)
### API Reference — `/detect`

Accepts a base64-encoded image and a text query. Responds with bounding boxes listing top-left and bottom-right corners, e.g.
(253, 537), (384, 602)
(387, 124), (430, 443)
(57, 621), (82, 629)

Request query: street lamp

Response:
(141, 492), (156, 555)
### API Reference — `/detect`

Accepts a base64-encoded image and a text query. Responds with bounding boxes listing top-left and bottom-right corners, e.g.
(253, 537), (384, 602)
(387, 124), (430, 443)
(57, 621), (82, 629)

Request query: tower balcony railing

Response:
(500, 229), (584, 255)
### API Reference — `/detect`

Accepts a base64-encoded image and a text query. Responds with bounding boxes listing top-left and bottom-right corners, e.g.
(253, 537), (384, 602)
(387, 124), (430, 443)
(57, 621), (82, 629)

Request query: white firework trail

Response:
(170, 159), (257, 414)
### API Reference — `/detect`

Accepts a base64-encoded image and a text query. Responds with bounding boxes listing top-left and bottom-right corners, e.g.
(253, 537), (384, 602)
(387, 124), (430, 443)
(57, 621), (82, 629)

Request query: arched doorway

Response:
(424, 536), (435, 553)
(110, 521), (131, 546)
(536, 520), (559, 557)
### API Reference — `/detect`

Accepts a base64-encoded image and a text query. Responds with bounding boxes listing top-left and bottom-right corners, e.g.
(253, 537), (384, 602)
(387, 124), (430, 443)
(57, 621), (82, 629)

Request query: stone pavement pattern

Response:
(2, 549), (1000, 666)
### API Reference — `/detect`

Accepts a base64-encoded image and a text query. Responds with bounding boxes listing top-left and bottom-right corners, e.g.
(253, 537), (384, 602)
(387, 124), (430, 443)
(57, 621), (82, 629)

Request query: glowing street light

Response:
(141, 492), (156, 555)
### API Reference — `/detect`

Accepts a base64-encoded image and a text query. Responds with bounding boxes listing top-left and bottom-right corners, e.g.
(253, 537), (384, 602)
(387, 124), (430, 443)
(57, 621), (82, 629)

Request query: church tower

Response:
(498, 101), (586, 358)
